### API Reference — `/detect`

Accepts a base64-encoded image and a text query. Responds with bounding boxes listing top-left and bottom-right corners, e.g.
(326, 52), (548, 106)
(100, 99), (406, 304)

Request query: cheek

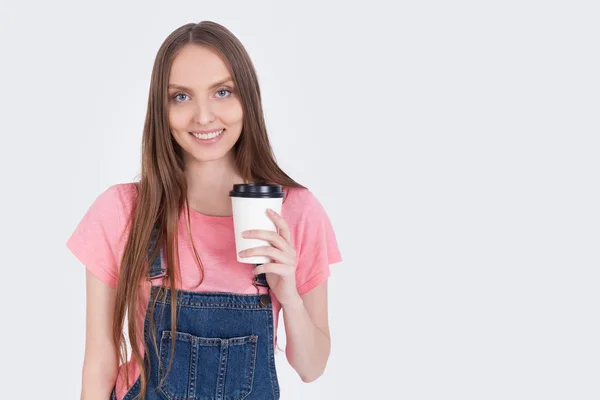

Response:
(219, 101), (244, 126)
(168, 107), (189, 131)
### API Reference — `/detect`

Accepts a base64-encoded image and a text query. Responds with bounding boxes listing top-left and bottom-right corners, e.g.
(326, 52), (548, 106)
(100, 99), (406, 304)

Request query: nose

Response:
(194, 99), (215, 125)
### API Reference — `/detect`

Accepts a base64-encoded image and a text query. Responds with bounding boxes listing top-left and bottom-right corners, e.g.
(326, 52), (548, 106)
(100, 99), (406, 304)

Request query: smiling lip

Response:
(189, 129), (225, 144)
(189, 128), (225, 134)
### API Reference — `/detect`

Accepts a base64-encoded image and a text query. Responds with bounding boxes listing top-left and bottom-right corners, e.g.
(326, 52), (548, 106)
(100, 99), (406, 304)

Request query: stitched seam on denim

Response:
(143, 291), (155, 395)
(188, 337), (198, 400)
(121, 375), (141, 400)
(266, 308), (279, 399)
(151, 285), (266, 298)
(158, 386), (174, 400)
(216, 340), (228, 400)
(148, 250), (166, 278)
(150, 286), (276, 303)
(150, 291), (271, 308)
(157, 301), (273, 310)
(159, 331), (193, 400)
(159, 292), (268, 299)
(164, 331), (258, 346)
(119, 290), (155, 400)
(147, 226), (164, 277)
(158, 332), (168, 397)
(237, 336), (258, 400)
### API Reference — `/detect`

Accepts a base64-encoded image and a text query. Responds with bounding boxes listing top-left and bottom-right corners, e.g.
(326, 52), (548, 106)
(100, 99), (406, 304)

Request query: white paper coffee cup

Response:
(229, 184), (285, 264)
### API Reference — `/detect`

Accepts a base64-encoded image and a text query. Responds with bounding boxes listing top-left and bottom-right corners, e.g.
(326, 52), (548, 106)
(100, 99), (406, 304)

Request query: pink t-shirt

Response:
(67, 182), (342, 399)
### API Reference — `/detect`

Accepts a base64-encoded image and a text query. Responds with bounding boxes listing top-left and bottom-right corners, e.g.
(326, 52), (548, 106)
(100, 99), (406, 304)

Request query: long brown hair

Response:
(112, 21), (304, 399)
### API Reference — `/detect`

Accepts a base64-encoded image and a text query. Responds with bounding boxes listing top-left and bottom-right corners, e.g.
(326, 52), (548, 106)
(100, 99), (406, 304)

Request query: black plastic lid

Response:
(229, 183), (285, 198)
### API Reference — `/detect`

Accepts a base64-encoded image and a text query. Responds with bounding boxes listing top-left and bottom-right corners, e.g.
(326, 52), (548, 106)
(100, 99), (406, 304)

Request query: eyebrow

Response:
(168, 77), (234, 92)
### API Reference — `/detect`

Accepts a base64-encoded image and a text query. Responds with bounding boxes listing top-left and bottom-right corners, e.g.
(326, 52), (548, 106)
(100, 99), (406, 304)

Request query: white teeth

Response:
(191, 129), (224, 140)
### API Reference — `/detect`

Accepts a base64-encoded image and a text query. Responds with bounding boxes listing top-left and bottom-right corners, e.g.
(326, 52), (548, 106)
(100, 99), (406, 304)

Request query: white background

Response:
(1, 1), (599, 399)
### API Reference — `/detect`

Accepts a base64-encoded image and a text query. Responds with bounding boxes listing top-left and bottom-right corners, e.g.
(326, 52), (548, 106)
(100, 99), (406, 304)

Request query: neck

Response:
(184, 152), (246, 217)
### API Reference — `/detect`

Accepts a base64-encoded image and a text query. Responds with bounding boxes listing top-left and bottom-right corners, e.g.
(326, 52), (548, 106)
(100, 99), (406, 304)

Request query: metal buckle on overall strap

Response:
(253, 264), (271, 307)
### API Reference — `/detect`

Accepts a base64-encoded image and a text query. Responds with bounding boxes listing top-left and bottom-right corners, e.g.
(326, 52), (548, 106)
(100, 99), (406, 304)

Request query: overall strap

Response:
(253, 267), (271, 307)
(147, 224), (167, 281)
(253, 270), (269, 288)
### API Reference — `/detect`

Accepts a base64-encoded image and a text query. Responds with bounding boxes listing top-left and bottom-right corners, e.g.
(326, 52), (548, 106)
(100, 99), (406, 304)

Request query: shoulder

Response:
(100, 182), (138, 207)
(91, 182), (139, 220)
(282, 186), (338, 243)
(71, 182), (140, 244)
(66, 182), (140, 288)
(282, 186), (325, 220)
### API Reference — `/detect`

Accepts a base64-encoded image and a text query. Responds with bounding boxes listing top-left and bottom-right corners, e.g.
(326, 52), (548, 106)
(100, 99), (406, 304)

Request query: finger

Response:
(239, 246), (294, 266)
(267, 209), (292, 243)
(253, 263), (294, 277)
(242, 229), (288, 251)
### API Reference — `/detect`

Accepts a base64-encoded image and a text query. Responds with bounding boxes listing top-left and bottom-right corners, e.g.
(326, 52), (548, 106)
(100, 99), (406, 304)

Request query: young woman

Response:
(67, 21), (342, 400)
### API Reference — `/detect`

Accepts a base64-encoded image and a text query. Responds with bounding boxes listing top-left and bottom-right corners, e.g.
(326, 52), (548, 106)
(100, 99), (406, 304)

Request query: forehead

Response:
(169, 44), (230, 87)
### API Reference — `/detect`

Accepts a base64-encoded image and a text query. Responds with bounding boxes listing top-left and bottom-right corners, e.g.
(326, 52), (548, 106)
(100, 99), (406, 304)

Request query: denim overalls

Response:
(111, 226), (280, 400)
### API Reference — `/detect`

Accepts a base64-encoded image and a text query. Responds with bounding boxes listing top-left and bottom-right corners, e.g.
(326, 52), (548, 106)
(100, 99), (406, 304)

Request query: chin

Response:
(186, 147), (236, 164)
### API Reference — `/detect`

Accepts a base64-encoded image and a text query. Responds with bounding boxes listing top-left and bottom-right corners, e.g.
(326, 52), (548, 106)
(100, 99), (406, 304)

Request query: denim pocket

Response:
(159, 330), (258, 400)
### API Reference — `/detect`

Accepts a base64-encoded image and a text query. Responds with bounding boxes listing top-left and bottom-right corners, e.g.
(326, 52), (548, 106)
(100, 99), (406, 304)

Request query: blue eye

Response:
(171, 88), (233, 103)
(172, 93), (189, 103)
(216, 89), (232, 98)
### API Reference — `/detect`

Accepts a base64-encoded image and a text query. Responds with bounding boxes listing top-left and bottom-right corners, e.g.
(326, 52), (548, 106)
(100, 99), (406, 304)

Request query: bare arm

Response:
(282, 281), (331, 382)
(240, 209), (334, 383)
(80, 270), (119, 400)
